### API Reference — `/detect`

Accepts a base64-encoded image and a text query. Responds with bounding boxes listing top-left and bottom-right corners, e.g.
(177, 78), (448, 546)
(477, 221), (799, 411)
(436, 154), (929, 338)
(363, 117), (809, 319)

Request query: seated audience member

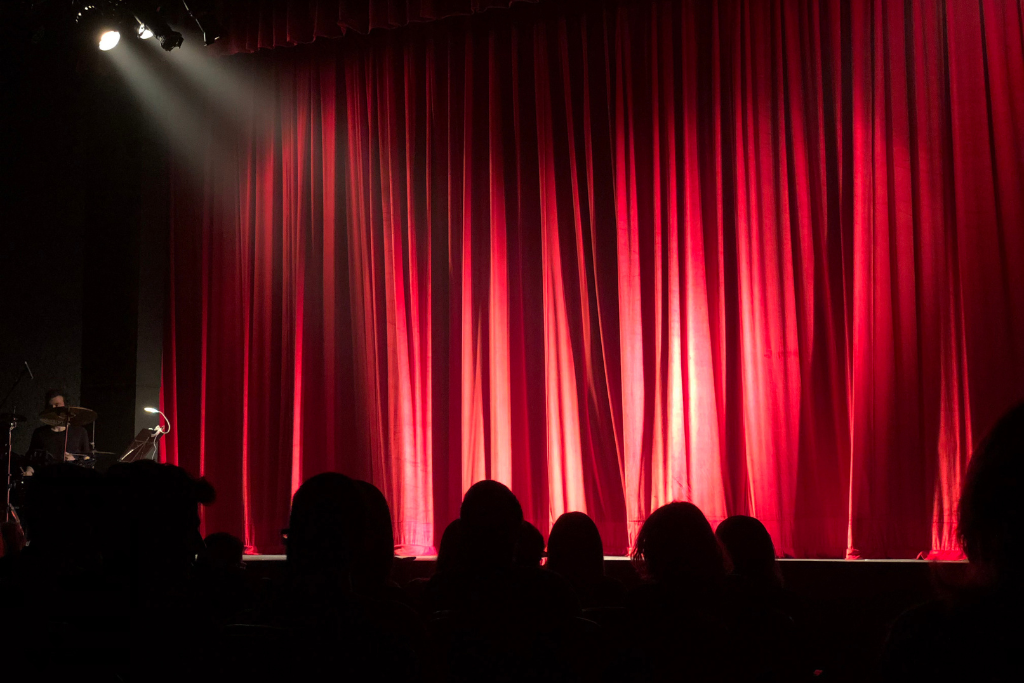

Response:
(429, 480), (590, 681)
(436, 517), (463, 575)
(351, 479), (421, 616)
(203, 530), (246, 570)
(628, 502), (734, 682)
(716, 515), (810, 680)
(630, 503), (800, 682)
(880, 403), (1024, 682)
(546, 511), (625, 609)
(413, 518), (463, 615)
(193, 531), (252, 627)
(243, 472), (423, 682)
(0, 464), (114, 680)
(1, 461), (215, 682)
(715, 515), (781, 588)
(352, 479), (396, 596)
(513, 520), (545, 568)
(102, 460), (217, 680)
(101, 460), (215, 595)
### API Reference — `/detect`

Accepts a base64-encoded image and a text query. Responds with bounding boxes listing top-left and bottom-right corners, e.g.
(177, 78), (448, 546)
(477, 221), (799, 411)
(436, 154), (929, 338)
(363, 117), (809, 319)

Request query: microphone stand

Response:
(2, 364), (31, 525)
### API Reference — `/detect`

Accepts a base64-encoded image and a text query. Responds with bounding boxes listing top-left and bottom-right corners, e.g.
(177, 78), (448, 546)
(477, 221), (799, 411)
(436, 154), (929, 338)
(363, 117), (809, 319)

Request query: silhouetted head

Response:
(204, 532), (245, 570)
(958, 403), (1024, 584)
(715, 515), (781, 588)
(632, 502), (725, 585)
(286, 472), (365, 578)
(43, 388), (66, 409)
(513, 520), (545, 568)
(436, 518), (463, 575)
(103, 460), (215, 581)
(459, 480), (523, 570)
(21, 463), (102, 554)
(547, 511), (605, 582)
(352, 479), (394, 590)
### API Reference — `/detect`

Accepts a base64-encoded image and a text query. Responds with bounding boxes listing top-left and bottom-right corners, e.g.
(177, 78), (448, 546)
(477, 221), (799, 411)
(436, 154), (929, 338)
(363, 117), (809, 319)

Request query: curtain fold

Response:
(163, 0), (1024, 557)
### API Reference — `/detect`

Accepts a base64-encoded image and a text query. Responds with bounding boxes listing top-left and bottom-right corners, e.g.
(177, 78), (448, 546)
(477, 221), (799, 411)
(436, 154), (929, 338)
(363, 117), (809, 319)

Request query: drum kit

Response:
(2, 405), (110, 524)
(1, 359), (170, 523)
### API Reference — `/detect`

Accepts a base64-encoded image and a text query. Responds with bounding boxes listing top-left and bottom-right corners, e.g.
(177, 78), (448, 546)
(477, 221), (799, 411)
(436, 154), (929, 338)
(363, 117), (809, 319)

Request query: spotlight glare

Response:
(139, 25), (154, 40)
(144, 407), (159, 414)
(99, 30), (120, 51)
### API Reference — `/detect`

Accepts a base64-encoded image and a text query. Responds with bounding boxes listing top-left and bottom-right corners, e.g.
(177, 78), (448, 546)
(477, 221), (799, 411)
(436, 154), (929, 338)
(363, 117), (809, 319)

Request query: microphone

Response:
(24, 361), (34, 380)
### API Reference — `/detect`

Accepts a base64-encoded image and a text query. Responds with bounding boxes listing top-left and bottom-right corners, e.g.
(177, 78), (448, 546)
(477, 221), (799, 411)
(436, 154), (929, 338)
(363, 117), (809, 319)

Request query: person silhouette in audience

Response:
(350, 479), (422, 618)
(715, 515), (781, 589)
(412, 518), (463, 615)
(513, 520), (545, 568)
(0, 464), (116, 680)
(243, 472), (423, 682)
(429, 480), (588, 681)
(546, 511), (625, 609)
(628, 501), (733, 682)
(193, 531), (252, 628)
(0, 460), (217, 681)
(716, 515), (810, 681)
(351, 479), (395, 596)
(880, 402), (1024, 682)
(436, 517), (463, 576)
(101, 460), (217, 681)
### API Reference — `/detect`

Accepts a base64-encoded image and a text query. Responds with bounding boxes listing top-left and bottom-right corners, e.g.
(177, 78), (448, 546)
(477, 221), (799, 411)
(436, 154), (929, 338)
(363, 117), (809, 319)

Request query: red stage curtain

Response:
(162, 0), (1024, 558)
(209, 0), (535, 54)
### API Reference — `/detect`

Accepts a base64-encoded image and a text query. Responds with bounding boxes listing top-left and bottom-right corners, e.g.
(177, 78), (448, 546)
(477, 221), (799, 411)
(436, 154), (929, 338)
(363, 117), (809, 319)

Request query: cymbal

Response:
(39, 406), (98, 428)
(0, 413), (28, 424)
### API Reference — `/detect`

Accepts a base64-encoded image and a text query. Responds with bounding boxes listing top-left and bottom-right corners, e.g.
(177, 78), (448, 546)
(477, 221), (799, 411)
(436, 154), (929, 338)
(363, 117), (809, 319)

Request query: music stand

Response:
(119, 429), (162, 463)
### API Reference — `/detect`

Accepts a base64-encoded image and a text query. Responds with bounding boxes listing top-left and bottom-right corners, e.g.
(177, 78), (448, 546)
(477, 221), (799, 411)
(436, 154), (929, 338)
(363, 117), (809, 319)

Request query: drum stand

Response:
(3, 416), (20, 526)
(1, 364), (31, 525)
(61, 411), (72, 462)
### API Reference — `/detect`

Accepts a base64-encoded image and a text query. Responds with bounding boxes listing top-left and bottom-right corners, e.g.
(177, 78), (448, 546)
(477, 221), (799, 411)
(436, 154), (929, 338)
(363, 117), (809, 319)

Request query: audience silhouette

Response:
(4, 403), (1022, 681)
(716, 515), (811, 681)
(436, 517), (463, 575)
(880, 402), (1024, 682)
(716, 515), (782, 588)
(627, 502), (734, 681)
(245, 472), (423, 682)
(547, 511), (625, 609)
(513, 520), (545, 568)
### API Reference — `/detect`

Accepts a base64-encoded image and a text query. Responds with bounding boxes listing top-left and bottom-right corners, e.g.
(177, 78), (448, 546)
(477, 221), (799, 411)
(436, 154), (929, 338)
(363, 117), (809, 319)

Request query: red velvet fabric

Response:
(209, 0), (534, 54)
(162, 0), (1024, 557)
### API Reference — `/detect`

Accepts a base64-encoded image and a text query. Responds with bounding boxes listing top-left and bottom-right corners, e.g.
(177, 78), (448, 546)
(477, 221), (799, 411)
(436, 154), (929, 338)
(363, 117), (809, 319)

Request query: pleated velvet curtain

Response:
(162, 0), (1024, 557)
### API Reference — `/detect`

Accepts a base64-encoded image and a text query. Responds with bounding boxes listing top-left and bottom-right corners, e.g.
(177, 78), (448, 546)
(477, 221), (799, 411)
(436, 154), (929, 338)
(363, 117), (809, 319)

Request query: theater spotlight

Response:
(133, 7), (183, 51)
(98, 29), (121, 50)
(76, 3), (122, 51)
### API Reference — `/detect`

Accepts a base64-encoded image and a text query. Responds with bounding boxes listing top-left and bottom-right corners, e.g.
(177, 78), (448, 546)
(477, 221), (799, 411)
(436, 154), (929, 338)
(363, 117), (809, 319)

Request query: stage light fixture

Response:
(99, 30), (121, 50)
(133, 7), (183, 51)
(77, 3), (124, 51)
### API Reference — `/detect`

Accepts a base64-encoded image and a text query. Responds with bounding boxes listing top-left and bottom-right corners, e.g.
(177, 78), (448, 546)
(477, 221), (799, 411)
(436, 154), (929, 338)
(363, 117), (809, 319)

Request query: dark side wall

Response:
(0, 9), (165, 457)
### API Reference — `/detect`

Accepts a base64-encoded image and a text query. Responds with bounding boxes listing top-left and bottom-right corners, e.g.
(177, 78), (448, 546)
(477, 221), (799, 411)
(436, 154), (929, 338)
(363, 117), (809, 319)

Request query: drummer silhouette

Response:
(23, 389), (94, 475)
